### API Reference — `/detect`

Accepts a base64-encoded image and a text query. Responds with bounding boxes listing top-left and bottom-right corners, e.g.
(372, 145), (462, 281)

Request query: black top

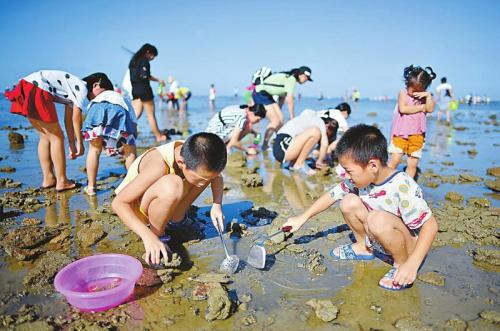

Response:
(129, 57), (151, 84)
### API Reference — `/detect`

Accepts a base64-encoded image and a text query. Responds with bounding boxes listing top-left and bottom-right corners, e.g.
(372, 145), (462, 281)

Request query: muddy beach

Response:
(0, 97), (499, 330)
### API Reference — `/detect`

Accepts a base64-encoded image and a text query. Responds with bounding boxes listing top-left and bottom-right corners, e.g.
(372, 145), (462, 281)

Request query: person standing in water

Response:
(128, 43), (167, 142)
(209, 84), (217, 112)
(252, 66), (313, 150)
(435, 77), (455, 125)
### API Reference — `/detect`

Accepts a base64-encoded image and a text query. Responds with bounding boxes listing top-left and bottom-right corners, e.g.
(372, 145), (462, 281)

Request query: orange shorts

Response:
(388, 134), (425, 158)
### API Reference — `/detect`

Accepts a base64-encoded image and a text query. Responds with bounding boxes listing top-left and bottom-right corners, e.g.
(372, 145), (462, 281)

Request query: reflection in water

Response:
(428, 122), (453, 158)
(44, 192), (71, 227)
(331, 262), (421, 329)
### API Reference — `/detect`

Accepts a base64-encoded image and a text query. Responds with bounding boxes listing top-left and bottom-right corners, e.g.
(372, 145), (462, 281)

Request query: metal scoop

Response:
(215, 220), (240, 274)
(247, 226), (292, 269)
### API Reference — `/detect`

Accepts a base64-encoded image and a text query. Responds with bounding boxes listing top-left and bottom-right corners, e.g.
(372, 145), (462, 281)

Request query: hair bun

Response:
(425, 66), (437, 80)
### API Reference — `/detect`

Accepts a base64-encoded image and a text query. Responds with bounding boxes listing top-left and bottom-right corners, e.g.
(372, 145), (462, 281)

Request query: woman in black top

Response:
(129, 43), (167, 142)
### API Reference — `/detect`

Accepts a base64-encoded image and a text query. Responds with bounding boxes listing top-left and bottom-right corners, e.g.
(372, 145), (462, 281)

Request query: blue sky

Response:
(1, 0), (499, 98)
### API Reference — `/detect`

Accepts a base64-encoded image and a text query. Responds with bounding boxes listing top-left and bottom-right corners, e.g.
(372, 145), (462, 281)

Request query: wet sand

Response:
(0, 96), (499, 330)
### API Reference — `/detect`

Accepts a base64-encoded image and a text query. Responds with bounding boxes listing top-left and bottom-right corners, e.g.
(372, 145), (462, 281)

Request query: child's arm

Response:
(283, 191), (336, 232)
(394, 216), (438, 286)
(316, 131), (329, 168)
(63, 105), (77, 159)
(226, 127), (246, 153)
(413, 91), (435, 113)
(112, 159), (169, 265)
(210, 175), (225, 230)
(72, 105), (85, 157)
(398, 91), (426, 114)
(285, 93), (295, 119)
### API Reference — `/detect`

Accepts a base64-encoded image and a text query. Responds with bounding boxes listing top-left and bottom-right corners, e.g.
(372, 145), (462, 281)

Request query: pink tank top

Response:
(390, 90), (427, 138)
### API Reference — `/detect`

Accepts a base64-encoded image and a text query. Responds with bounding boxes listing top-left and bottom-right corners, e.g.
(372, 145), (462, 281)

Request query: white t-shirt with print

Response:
(23, 70), (87, 109)
(328, 171), (432, 230)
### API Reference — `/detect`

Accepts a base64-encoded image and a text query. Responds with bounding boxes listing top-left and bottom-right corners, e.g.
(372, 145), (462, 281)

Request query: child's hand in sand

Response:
(283, 214), (308, 233)
(210, 203), (225, 231)
(142, 231), (170, 265)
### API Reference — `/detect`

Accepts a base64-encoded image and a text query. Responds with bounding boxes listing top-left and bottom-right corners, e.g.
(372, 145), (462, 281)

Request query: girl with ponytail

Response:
(387, 65), (436, 179)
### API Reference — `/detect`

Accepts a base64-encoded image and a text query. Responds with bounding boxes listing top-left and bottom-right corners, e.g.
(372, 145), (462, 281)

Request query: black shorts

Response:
(184, 91), (192, 101)
(272, 133), (292, 163)
(131, 83), (154, 102)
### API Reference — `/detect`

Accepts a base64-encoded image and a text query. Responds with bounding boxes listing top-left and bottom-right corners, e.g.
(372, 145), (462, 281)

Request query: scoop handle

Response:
(282, 226), (292, 233)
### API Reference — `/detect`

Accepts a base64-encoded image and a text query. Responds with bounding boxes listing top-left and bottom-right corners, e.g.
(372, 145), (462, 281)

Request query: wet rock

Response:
(467, 148), (478, 156)
(191, 283), (210, 301)
(2, 226), (60, 261)
(162, 252), (182, 269)
(467, 197), (491, 208)
(370, 304), (382, 314)
(479, 310), (500, 323)
(8, 131), (24, 145)
(240, 293), (252, 303)
(286, 244), (305, 254)
(137, 268), (163, 287)
(241, 206), (278, 220)
(301, 249), (327, 275)
(0, 166), (16, 173)
(306, 299), (338, 322)
(487, 167), (500, 177)
(473, 247), (500, 266)
(444, 319), (467, 331)
(15, 320), (55, 331)
(190, 272), (231, 284)
(21, 218), (42, 226)
(417, 271), (445, 286)
(1, 187), (53, 213)
(205, 283), (232, 321)
(367, 112), (377, 117)
(394, 316), (432, 331)
(77, 222), (107, 247)
(227, 153), (247, 168)
(240, 173), (263, 187)
(458, 173), (482, 183)
(239, 314), (257, 326)
(441, 161), (454, 166)
(445, 192), (463, 203)
(23, 251), (74, 294)
(485, 179), (500, 192)
(226, 220), (249, 237)
(0, 177), (21, 188)
(424, 180), (440, 188)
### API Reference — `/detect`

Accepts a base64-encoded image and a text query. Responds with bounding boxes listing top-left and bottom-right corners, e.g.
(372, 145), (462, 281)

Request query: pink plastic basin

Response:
(54, 254), (143, 312)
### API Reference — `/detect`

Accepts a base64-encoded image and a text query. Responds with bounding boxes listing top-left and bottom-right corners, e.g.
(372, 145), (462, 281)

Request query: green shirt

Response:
(255, 73), (296, 96)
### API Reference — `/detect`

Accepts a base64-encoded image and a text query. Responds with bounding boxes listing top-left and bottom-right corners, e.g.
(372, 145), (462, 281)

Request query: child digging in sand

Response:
(112, 132), (227, 265)
(4, 70), (88, 191)
(81, 73), (137, 196)
(284, 124), (438, 290)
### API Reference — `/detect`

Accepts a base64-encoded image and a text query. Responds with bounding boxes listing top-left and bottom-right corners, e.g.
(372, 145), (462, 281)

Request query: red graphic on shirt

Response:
(369, 190), (387, 199)
(408, 211), (428, 228)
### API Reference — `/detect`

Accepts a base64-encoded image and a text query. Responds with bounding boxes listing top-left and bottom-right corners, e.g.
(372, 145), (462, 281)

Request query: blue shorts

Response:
(252, 90), (275, 106)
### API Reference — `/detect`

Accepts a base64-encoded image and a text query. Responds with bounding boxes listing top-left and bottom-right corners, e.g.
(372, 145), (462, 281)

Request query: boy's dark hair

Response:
(441, 77), (447, 83)
(180, 132), (227, 172)
(82, 73), (113, 98)
(403, 65), (436, 90)
(335, 124), (388, 166)
(335, 102), (351, 115)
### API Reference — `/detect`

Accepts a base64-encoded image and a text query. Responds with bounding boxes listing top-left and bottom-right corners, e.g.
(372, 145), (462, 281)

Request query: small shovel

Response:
(247, 226), (292, 269)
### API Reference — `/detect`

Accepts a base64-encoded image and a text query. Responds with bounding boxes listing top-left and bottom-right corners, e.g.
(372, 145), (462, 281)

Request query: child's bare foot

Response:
(42, 178), (56, 189)
(83, 186), (96, 196)
(56, 180), (77, 192)
(291, 165), (316, 176)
